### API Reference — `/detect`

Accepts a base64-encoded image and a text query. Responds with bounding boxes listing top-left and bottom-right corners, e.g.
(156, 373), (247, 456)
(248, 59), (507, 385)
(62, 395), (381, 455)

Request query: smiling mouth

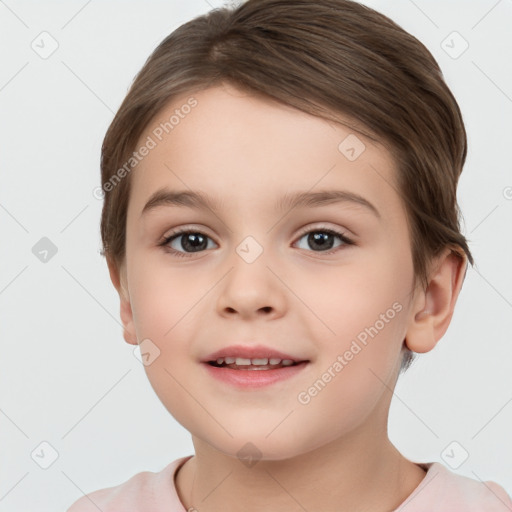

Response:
(207, 357), (307, 370)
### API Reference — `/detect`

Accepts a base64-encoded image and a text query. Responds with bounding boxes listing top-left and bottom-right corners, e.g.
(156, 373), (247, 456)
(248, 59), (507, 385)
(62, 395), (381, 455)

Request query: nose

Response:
(215, 250), (287, 321)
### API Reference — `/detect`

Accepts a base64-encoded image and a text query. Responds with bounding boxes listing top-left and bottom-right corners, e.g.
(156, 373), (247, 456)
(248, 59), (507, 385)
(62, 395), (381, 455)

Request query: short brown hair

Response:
(99, 0), (474, 367)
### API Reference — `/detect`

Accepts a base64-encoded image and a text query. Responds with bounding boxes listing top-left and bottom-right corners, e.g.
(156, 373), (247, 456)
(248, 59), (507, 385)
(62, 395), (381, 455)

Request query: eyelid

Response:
(294, 222), (353, 240)
(159, 224), (217, 244)
(160, 222), (353, 244)
(159, 222), (355, 259)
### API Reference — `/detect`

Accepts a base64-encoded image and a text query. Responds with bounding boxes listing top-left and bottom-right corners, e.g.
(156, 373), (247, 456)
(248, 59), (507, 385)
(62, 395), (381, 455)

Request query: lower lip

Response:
(202, 362), (309, 388)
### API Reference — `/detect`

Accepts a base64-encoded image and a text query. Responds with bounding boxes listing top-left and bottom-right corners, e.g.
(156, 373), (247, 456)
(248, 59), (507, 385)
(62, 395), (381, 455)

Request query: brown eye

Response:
(294, 228), (354, 254)
(160, 230), (217, 257)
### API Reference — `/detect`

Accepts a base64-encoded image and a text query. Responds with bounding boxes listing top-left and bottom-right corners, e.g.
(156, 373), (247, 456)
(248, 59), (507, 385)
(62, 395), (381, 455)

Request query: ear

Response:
(106, 257), (138, 346)
(405, 247), (468, 354)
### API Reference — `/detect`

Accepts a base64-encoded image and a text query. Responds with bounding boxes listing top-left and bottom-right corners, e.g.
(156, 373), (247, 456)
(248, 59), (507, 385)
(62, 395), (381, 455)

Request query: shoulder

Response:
(66, 456), (192, 512)
(397, 462), (512, 511)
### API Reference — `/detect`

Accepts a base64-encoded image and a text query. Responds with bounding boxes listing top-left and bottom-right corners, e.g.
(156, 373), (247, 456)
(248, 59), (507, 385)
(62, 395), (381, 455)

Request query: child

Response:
(68, 0), (511, 510)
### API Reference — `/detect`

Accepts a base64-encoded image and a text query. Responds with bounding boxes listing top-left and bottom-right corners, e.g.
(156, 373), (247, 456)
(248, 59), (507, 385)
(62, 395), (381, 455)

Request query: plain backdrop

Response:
(0, 1), (511, 510)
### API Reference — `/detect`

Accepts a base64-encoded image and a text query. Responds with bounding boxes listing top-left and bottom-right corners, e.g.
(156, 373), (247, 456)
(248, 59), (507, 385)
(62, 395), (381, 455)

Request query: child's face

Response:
(117, 83), (423, 459)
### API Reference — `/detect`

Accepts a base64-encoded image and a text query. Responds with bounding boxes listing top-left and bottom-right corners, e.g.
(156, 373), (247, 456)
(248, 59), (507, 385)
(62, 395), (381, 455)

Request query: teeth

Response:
(251, 358), (268, 365)
(212, 357), (298, 366)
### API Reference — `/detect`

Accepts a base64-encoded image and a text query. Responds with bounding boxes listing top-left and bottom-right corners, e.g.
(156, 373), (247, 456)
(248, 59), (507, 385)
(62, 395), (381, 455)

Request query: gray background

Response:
(0, 0), (511, 510)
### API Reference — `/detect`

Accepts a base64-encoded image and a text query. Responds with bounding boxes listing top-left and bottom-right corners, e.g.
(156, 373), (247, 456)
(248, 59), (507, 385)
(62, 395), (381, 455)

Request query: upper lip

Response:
(202, 344), (308, 363)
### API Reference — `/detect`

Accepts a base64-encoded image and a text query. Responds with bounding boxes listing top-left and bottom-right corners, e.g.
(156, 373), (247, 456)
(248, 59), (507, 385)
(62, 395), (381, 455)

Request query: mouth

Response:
(203, 356), (310, 388)
(201, 344), (310, 387)
(207, 357), (308, 370)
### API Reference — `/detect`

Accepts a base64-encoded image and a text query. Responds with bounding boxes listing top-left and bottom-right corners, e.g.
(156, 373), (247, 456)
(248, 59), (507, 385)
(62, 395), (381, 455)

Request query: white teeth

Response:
(251, 358), (268, 365)
(211, 356), (299, 366)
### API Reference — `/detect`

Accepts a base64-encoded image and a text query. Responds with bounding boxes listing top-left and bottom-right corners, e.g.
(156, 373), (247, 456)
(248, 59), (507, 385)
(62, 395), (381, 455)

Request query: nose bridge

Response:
(216, 233), (286, 318)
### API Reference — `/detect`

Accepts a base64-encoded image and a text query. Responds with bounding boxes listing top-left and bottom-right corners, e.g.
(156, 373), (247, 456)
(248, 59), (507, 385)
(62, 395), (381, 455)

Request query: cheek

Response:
(129, 255), (205, 339)
(291, 299), (407, 451)
(292, 249), (410, 350)
(127, 255), (210, 407)
(292, 257), (409, 407)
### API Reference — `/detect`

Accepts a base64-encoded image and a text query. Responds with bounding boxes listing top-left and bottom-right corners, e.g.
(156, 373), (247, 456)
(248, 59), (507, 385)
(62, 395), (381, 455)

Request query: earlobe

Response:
(119, 302), (138, 346)
(405, 248), (467, 354)
(106, 257), (138, 346)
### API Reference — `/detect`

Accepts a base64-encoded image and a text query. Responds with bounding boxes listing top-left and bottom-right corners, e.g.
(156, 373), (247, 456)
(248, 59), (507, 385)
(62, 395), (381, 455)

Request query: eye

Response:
(293, 226), (354, 254)
(159, 225), (355, 258)
(159, 229), (217, 258)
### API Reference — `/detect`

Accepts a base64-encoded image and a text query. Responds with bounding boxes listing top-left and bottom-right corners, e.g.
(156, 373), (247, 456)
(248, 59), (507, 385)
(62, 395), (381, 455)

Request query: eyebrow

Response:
(140, 188), (381, 219)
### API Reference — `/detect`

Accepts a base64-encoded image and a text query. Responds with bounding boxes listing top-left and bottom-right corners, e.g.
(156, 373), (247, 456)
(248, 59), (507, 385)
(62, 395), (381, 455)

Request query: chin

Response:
(201, 427), (323, 464)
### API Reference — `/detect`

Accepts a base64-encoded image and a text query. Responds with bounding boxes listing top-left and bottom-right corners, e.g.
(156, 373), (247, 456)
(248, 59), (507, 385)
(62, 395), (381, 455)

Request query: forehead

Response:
(128, 83), (404, 222)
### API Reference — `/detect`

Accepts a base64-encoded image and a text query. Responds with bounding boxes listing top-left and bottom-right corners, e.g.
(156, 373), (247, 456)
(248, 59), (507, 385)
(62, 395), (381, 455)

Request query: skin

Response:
(107, 82), (467, 512)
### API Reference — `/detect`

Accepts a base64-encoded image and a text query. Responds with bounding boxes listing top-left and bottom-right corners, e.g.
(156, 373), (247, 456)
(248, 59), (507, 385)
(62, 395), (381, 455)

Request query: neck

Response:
(175, 420), (426, 512)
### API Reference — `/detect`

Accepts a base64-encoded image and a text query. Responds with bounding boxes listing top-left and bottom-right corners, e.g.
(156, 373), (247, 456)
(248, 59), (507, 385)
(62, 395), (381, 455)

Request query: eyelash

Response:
(158, 225), (355, 258)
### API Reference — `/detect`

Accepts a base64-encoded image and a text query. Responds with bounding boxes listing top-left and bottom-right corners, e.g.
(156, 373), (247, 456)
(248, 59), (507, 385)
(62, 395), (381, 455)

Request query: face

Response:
(118, 83), (421, 460)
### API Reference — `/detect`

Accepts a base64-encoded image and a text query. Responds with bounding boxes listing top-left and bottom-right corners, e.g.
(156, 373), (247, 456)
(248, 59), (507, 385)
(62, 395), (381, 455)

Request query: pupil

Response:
(182, 233), (207, 252)
(309, 232), (334, 251)
(179, 232), (335, 253)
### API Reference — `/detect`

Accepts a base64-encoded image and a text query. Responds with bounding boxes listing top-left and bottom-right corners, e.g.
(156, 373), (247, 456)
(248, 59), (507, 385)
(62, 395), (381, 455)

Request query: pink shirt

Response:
(67, 455), (512, 511)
